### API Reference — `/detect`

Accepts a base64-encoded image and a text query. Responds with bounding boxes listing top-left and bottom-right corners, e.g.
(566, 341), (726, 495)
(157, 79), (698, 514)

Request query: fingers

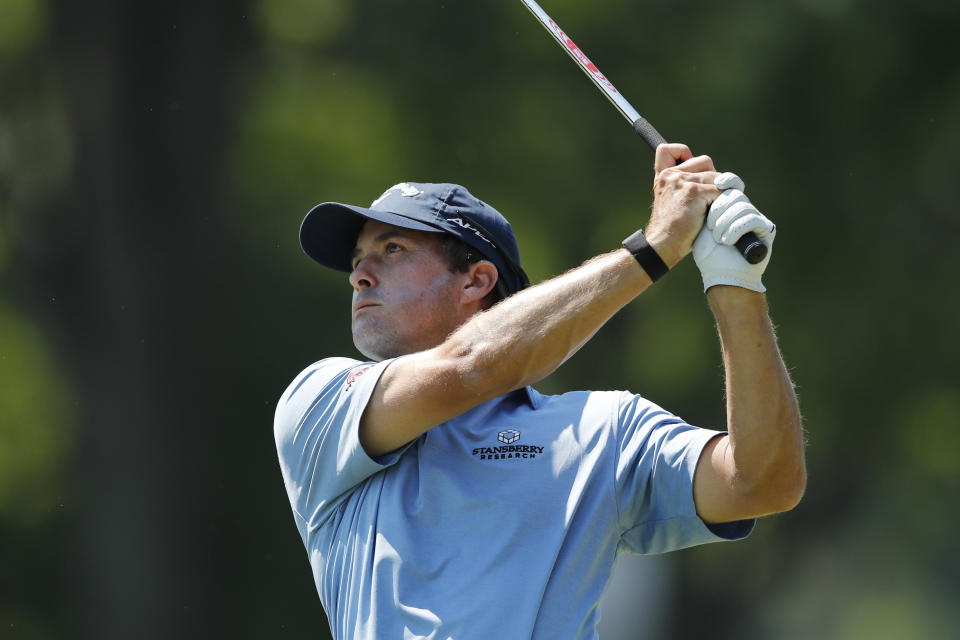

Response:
(707, 189), (750, 229)
(647, 144), (742, 263)
(713, 172), (745, 191)
(654, 165), (721, 203)
(675, 154), (717, 173)
(711, 200), (776, 244)
(654, 143), (692, 173)
(654, 143), (718, 175)
(719, 212), (775, 245)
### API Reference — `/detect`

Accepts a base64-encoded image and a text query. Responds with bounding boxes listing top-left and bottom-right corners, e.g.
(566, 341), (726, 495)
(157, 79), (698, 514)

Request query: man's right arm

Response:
(359, 145), (719, 457)
(360, 248), (654, 456)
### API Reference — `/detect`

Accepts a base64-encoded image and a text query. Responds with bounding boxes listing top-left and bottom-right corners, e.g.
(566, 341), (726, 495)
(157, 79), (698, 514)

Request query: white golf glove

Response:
(693, 172), (776, 293)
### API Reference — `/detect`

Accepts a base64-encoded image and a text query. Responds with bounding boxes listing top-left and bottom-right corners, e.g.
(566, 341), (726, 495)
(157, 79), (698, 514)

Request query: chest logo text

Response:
(473, 429), (543, 461)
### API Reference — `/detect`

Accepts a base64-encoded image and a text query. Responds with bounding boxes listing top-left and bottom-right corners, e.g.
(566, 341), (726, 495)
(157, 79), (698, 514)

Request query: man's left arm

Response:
(690, 172), (806, 523)
(693, 287), (806, 523)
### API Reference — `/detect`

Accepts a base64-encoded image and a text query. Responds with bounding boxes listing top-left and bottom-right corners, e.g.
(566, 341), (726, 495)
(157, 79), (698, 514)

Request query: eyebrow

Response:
(351, 230), (412, 260)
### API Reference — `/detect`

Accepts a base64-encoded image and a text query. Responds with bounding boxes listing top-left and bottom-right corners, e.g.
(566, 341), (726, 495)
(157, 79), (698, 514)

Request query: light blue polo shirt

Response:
(274, 357), (753, 639)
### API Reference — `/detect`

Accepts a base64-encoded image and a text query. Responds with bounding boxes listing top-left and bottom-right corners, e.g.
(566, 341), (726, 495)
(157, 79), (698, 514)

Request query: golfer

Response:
(275, 143), (806, 639)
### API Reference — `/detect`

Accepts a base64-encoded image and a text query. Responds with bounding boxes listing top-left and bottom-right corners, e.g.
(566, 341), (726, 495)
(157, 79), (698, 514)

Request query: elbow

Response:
(753, 415), (807, 514)
(747, 461), (807, 515)
(772, 466), (807, 513)
(774, 424), (808, 512)
(789, 462), (808, 508)
(728, 435), (807, 516)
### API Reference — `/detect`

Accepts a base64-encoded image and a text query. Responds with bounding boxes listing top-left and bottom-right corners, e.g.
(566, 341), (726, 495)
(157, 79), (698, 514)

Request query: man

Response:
(274, 144), (805, 639)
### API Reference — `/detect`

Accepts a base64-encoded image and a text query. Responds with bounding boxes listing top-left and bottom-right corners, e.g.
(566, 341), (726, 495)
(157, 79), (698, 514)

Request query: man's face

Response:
(349, 220), (467, 361)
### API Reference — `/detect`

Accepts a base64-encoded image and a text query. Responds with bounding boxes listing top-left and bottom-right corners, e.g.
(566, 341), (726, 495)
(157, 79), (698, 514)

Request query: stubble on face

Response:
(350, 222), (466, 361)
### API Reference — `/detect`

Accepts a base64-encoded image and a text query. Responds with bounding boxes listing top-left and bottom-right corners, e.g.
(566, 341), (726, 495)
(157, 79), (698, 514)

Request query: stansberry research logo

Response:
(473, 429), (543, 462)
(498, 429), (520, 444)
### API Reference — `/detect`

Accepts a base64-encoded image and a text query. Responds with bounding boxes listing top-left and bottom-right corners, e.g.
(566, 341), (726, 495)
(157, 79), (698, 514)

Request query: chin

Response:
(353, 334), (406, 362)
(352, 319), (450, 362)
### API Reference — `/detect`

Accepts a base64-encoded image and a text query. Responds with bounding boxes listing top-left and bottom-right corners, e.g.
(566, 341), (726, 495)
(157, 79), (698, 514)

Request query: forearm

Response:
(708, 286), (806, 509)
(444, 247), (655, 396)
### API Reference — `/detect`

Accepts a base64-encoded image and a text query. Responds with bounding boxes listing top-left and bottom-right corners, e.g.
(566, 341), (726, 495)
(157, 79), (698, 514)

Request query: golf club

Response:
(520, 0), (767, 264)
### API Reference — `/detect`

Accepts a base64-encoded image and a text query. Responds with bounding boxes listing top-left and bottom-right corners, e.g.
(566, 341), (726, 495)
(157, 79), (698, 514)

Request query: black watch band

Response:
(622, 229), (669, 282)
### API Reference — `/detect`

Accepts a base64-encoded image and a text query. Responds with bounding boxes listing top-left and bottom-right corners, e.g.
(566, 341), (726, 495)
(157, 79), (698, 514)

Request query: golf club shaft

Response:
(520, 0), (767, 264)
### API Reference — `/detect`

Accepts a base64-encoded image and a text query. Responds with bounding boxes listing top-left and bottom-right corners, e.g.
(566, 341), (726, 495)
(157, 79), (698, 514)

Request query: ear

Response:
(460, 260), (499, 305)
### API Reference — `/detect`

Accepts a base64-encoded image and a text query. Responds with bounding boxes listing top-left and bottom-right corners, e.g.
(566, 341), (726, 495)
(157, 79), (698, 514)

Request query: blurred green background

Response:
(1, 0), (958, 638)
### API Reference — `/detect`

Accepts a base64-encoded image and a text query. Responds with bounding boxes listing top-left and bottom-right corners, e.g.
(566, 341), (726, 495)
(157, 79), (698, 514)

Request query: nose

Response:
(349, 256), (377, 290)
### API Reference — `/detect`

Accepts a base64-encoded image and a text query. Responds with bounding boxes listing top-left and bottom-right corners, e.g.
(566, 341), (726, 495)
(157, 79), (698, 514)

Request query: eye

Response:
(385, 242), (403, 255)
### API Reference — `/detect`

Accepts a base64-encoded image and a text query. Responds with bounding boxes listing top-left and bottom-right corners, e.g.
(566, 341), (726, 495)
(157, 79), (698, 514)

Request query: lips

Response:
(353, 300), (380, 313)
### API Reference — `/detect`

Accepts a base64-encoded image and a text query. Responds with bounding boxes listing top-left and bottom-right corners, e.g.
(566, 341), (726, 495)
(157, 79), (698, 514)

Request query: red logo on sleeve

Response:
(345, 366), (371, 390)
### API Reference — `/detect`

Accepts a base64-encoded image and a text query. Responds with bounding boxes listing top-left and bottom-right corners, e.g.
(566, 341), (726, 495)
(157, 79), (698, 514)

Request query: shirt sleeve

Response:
(274, 357), (406, 538)
(613, 391), (754, 555)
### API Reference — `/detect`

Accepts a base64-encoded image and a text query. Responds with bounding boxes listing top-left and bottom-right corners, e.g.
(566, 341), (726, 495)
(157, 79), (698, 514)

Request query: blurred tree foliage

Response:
(1, 0), (958, 638)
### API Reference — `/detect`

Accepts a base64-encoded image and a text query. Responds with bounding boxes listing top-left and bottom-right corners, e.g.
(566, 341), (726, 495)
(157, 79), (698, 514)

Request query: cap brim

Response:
(299, 202), (442, 272)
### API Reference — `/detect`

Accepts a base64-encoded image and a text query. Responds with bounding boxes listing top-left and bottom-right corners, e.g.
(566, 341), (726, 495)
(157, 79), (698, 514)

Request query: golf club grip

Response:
(632, 117), (766, 265)
(633, 117), (666, 150)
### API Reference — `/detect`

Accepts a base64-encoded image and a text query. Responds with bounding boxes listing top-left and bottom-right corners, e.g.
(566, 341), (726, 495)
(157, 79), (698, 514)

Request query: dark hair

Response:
(435, 235), (501, 306)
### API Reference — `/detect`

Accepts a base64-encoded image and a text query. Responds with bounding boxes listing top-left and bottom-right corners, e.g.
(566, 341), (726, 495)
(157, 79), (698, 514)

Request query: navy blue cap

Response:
(300, 182), (530, 297)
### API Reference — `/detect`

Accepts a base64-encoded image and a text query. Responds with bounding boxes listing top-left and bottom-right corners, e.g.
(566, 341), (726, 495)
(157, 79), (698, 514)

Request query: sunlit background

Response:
(1, 0), (959, 638)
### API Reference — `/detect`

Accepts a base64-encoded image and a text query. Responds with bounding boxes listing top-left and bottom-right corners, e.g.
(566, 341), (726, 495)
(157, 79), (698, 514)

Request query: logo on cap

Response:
(447, 213), (496, 248)
(371, 182), (422, 208)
